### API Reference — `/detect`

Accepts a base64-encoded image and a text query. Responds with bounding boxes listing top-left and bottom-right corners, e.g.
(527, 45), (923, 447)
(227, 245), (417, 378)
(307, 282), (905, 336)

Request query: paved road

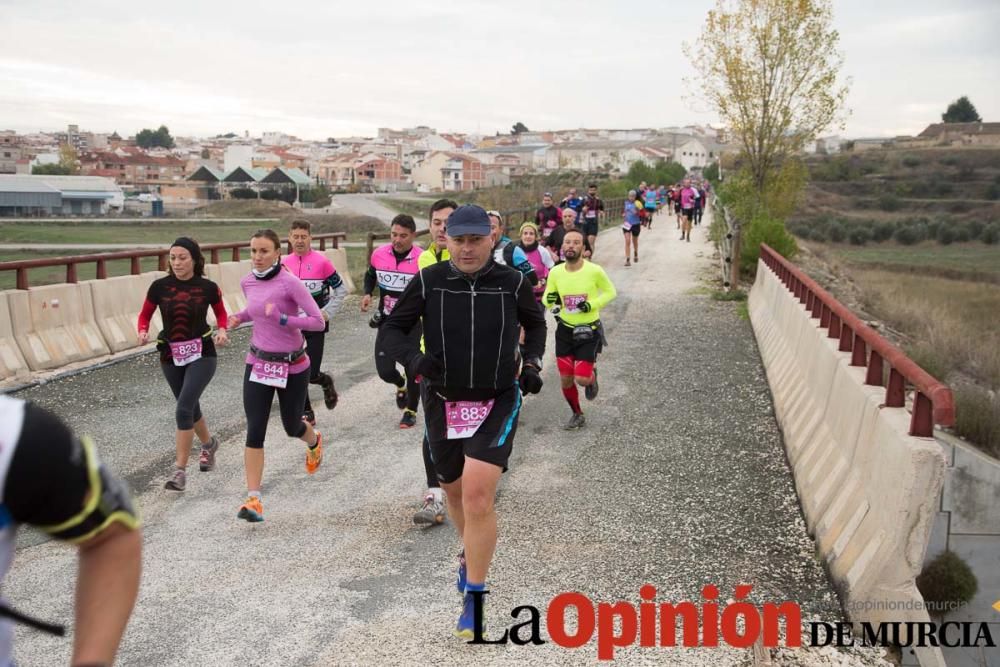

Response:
(326, 194), (400, 224)
(7, 211), (886, 666)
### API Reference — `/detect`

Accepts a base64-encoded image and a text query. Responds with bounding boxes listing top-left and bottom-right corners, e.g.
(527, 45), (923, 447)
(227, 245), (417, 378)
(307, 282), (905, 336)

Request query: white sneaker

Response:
(413, 493), (446, 525)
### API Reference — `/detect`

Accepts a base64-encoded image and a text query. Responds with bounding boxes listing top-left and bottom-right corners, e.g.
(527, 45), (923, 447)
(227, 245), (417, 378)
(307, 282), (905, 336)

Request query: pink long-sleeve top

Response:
(234, 266), (325, 374)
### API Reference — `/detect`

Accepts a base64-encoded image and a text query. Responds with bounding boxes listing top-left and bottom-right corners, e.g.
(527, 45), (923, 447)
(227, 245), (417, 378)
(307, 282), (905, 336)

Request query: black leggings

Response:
(303, 327), (333, 414)
(422, 432), (439, 489)
(243, 364), (309, 448)
(160, 357), (217, 430)
(374, 324), (420, 412)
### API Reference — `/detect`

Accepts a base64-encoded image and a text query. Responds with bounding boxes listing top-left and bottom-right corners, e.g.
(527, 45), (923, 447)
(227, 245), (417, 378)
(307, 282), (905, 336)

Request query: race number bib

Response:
(169, 338), (203, 367)
(250, 359), (289, 388)
(563, 294), (587, 313)
(585, 210), (596, 218)
(383, 294), (399, 315)
(376, 270), (414, 291)
(445, 399), (495, 440)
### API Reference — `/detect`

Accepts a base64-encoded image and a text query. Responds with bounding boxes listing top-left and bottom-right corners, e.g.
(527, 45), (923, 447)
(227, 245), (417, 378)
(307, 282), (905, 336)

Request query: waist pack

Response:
(572, 324), (596, 342)
(249, 344), (306, 363)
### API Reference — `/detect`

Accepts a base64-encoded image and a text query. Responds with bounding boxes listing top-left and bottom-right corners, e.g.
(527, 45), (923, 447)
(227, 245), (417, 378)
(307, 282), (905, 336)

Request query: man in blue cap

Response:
(382, 204), (547, 639)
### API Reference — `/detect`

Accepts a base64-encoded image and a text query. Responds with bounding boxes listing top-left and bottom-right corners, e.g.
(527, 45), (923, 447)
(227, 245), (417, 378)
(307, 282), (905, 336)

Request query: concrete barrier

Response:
(218, 260), (251, 315)
(0, 291), (30, 382)
(86, 272), (165, 353)
(8, 283), (110, 371)
(749, 258), (946, 667)
(203, 264), (233, 327)
(323, 248), (355, 293)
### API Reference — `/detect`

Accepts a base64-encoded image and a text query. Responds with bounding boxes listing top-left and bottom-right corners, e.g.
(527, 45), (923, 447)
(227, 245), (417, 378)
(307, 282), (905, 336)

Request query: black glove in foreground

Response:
(519, 366), (543, 394)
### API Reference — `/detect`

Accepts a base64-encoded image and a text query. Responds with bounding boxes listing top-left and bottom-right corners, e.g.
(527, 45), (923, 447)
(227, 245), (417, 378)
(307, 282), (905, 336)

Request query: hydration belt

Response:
(249, 345), (306, 363)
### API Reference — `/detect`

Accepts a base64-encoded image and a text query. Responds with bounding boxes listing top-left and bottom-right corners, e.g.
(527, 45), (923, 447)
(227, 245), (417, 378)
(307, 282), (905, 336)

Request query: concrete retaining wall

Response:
(86, 272), (165, 352)
(323, 248), (355, 293)
(0, 291), (30, 381)
(8, 283), (110, 371)
(748, 258), (946, 667)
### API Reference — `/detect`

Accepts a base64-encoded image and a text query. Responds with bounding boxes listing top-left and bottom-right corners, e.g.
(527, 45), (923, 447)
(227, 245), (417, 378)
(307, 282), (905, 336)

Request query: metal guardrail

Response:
(0, 233), (346, 290)
(759, 242), (955, 436)
(712, 194), (742, 290)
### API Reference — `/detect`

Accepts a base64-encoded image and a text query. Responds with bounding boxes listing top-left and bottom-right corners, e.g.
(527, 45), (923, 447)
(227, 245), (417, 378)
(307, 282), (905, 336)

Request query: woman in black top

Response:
(137, 238), (229, 491)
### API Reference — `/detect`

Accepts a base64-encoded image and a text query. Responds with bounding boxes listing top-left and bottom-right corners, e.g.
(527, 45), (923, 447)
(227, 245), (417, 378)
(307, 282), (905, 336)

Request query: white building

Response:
(224, 145), (254, 172)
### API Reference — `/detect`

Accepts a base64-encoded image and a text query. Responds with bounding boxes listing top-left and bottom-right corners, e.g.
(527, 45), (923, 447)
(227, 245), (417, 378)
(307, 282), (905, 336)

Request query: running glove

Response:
(577, 301), (592, 313)
(545, 291), (560, 306)
(519, 365), (543, 394)
(408, 353), (443, 382)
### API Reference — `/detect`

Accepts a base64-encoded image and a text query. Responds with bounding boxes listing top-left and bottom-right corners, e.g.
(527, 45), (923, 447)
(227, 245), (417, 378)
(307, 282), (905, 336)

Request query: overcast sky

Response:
(0, 0), (996, 141)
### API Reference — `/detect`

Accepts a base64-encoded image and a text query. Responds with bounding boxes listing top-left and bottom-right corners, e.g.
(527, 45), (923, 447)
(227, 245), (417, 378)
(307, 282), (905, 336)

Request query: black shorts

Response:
(674, 202), (681, 213)
(421, 383), (521, 484)
(555, 321), (600, 362)
(623, 224), (641, 237)
(682, 207), (695, 220)
(582, 218), (599, 236)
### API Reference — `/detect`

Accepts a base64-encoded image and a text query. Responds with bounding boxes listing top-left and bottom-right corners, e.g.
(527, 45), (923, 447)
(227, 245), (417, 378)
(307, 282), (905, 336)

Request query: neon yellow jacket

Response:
(543, 260), (616, 326)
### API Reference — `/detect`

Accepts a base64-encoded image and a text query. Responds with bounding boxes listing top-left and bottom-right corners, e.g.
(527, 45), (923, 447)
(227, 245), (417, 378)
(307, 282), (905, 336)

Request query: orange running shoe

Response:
(306, 430), (323, 475)
(237, 495), (264, 522)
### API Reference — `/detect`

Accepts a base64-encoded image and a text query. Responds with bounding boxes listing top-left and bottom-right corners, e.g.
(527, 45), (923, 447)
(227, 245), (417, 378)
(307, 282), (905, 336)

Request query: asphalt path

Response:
(7, 210), (887, 666)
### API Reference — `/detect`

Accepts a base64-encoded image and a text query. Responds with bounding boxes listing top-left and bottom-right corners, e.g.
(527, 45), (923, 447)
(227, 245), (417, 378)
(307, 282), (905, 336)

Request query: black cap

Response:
(446, 205), (491, 237)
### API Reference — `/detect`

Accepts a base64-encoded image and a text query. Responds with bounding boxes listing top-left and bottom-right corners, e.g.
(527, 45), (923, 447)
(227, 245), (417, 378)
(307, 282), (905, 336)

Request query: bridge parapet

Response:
(749, 244), (948, 667)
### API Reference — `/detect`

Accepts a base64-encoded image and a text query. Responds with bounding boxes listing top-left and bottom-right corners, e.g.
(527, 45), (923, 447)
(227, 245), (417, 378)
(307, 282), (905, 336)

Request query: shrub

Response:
(229, 187), (256, 200)
(935, 182), (955, 197)
(848, 228), (871, 245)
(901, 155), (920, 168)
(936, 226), (956, 245)
(894, 226), (921, 245)
(809, 226), (828, 243)
(917, 550), (978, 618)
(827, 220), (847, 242)
(872, 221), (896, 242)
(985, 183), (1000, 200)
(982, 223), (1000, 245)
(939, 156), (959, 167)
(953, 386), (1000, 459)
(953, 226), (971, 243)
(949, 201), (971, 214)
(878, 193), (902, 212)
(926, 221), (941, 238)
(740, 216), (798, 270)
(967, 220), (984, 239)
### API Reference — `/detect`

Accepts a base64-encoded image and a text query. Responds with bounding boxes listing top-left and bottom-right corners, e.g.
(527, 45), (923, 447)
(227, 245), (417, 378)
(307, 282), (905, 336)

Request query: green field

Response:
(829, 242), (1000, 282)
(0, 222), (284, 245)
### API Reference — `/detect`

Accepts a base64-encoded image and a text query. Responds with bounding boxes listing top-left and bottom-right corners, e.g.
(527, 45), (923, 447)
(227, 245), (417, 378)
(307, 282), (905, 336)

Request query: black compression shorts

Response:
(421, 383), (521, 484)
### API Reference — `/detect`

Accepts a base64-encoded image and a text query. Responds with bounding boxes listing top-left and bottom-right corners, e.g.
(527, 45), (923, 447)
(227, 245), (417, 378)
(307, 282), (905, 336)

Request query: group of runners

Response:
(0, 179), (711, 657)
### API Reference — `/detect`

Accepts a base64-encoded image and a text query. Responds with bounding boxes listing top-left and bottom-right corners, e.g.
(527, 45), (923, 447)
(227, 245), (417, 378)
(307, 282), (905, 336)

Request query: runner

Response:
(694, 180), (706, 226)
(580, 183), (604, 254)
(282, 220), (347, 425)
(361, 214), (423, 429)
(534, 192), (561, 241)
(545, 208), (592, 263)
(543, 228), (617, 430)
(137, 237), (228, 491)
(672, 184), (682, 228)
(680, 177), (697, 242)
(418, 198), (458, 270)
(516, 221), (554, 304)
(227, 229), (326, 523)
(489, 210), (537, 283)
(559, 187), (584, 221)
(622, 190), (642, 266)
(413, 198), (457, 524)
(381, 204), (546, 638)
(0, 395), (141, 666)
(643, 183), (659, 228)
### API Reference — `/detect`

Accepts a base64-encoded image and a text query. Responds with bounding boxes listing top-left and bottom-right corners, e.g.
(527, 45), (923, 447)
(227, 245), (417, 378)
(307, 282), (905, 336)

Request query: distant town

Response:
(1, 121), (998, 216)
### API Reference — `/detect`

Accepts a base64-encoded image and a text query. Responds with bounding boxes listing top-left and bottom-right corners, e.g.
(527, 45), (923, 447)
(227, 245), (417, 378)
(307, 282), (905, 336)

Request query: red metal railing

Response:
(759, 244), (954, 437)
(0, 233), (346, 290)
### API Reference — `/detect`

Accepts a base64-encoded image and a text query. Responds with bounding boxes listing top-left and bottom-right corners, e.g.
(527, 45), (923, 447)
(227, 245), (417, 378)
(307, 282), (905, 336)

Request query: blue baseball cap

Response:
(446, 205), (491, 237)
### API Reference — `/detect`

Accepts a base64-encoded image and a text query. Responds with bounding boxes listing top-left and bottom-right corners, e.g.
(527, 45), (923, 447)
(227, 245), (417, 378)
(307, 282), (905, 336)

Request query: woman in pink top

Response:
(226, 229), (326, 523)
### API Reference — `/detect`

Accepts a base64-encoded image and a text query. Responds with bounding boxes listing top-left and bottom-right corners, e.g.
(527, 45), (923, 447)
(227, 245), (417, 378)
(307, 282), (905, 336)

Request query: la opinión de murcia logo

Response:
(464, 585), (997, 660)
